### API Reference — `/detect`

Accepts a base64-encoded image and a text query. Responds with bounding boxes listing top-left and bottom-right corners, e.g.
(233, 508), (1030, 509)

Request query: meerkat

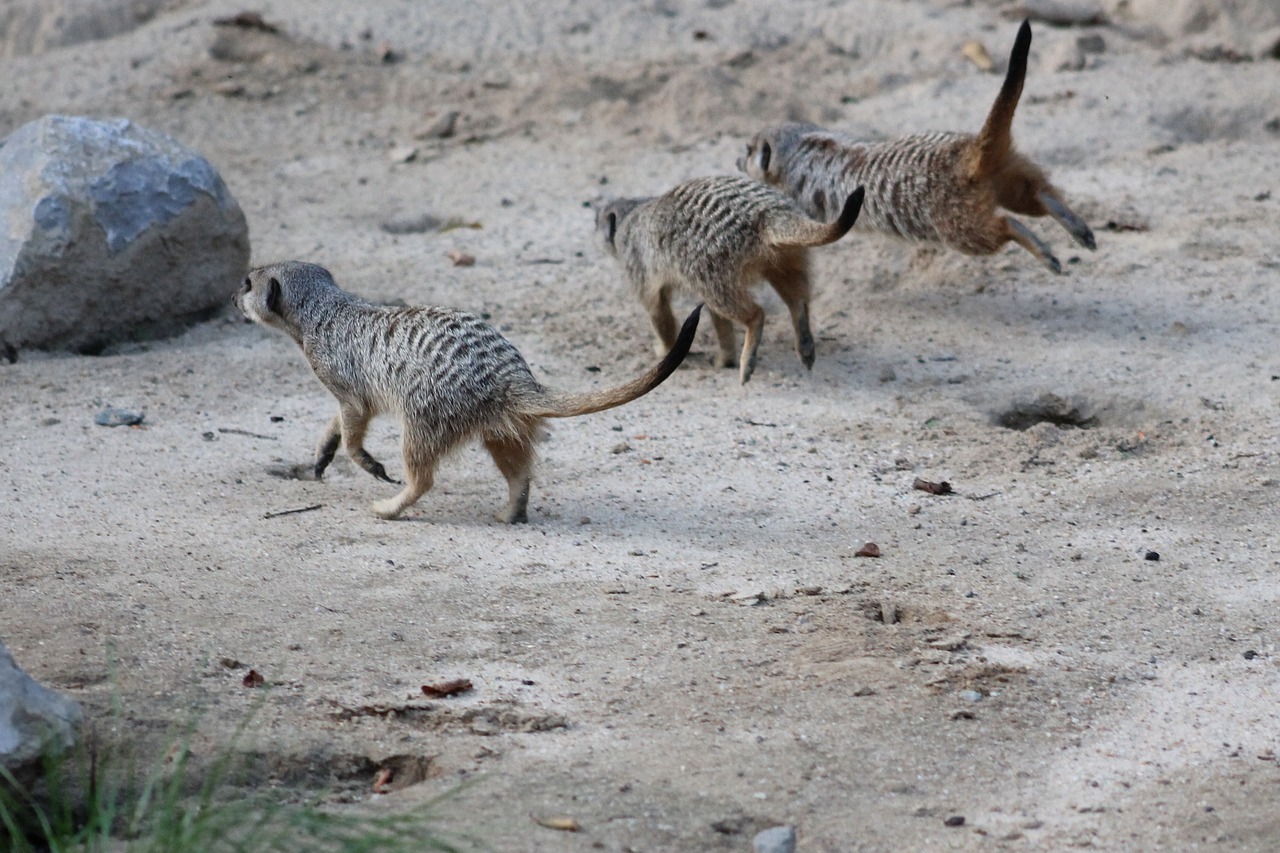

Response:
(596, 174), (864, 385)
(737, 20), (1094, 274)
(233, 261), (701, 523)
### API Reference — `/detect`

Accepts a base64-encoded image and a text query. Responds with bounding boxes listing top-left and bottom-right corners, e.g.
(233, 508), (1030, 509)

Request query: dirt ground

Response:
(2, 1), (1279, 850)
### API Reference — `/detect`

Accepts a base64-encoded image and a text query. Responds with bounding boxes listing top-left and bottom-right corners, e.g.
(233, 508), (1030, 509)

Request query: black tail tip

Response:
(1016, 18), (1032, 50)
(837, 186), (866, 232)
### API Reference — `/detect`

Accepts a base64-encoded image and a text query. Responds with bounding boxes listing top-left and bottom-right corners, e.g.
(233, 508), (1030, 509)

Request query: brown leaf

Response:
(855, 542), (882, 558)
(372, 767), (394, 794)
(242, 669), (264, 688)
(446, 250), (476, 267)
(533, 815), (580, 832)
(421, 678), (473, 699)
(913, 478), (953, 496)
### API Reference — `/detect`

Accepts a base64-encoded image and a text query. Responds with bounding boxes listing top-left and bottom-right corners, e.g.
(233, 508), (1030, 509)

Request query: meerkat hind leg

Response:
(643, 286), (679, 357)
(1038, 191), (1096, 251)
(370, 467), (434, 520)
(762, 256), (816, 370)
(1005, 217), (1062, 275)
(709, 310), (738, 368)
(484, 434), (536, 524)
(314, 414), (342, 479)
(340, 405), (400, 484)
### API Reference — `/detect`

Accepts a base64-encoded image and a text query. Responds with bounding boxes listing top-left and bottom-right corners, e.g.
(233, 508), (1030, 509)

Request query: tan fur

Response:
(233, 261), (700, 522)
(596, 175), (863, 384)
(737, 20), (1094, 274)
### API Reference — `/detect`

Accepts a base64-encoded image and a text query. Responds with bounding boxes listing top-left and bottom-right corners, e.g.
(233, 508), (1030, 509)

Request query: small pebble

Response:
(753, 825), (796, 853)
(1144, 551), (1160, 561)
(959, 690), (983, 702)
(944, 815), (966, 827)
(1243, 650), (1258, 660)
(94, 407), (144, 427)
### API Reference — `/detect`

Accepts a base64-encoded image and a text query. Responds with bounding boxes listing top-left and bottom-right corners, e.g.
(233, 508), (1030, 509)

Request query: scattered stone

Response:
(415, 110), (461, 140)
(959, 689), (984, 702)
(0, 115), (249, 354)
(446, 249), (476, 267)
(944, 815), (966, 827)
(731, 590), (766, 606)
(855, 542), (882, 558)
(913, 478), (953, 496)
(380, 213), (441, 235)
(878, 365), (896, 383)
(0, 640), (81, 772)
(1077, 33), (1106, 53)
(1144, 550), (1160, 561)
(753, 825), (797, 853)
(388, 144), (419, 163)
(1021, 0), (1106, 27)
(1242, 649), (1258, 660)
(94, 407), (144, 427)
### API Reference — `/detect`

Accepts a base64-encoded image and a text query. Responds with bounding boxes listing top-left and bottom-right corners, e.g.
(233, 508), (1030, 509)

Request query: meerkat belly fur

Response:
(234, 261), (700, 522)
(597, 175), (863, 384)
(738, 20), (1094, 274)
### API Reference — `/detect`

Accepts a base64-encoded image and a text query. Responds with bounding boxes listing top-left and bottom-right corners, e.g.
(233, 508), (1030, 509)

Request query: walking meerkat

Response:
(737, 20), (1094, 274)
(596, 174), (864, 385)
(233, 261), (701, 523)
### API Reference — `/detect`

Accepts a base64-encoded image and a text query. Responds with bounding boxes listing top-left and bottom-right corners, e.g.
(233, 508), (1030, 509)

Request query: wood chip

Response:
(533, 815), (580, 832)
(242, 669), (265, 688)
(913, 478), (953, 496)
(421, 678), (473, 699)
(962, 40), (994, 71)
(372, 767), (393, 794)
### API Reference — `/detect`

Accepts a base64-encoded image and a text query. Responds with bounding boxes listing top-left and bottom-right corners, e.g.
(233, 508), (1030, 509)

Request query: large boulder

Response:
(0, 115), (250, 355)
(0, 640), (81, 771)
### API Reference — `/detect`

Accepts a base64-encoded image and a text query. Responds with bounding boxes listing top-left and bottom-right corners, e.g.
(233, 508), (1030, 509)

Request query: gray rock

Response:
(0, 115), (250, 354)
(753, 825), (797, 853)
(0, 0), (167, 60)
(1, 640), (81, 770)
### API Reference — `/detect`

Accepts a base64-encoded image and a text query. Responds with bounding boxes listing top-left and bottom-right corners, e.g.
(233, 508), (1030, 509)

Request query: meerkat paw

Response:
(797, 336), (816, 370)
(370, 499), (406, 520)
(738, 359), (757, 385)
(713, 351), (738, 369)
(501, 508), (530, 524)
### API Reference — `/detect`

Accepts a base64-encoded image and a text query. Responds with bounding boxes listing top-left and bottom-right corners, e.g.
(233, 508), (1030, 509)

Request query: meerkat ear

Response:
(604, 212), (618, 246)
(266, 276), (283, 315)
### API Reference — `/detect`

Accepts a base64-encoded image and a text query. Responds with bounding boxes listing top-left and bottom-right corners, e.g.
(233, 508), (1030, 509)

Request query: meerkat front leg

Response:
(1037, 191), (1096, 251)
(642, 285), (679, 357)
(1005, 217), (1062, 275)
(339, 403), (400, 484)
(735, 303), (767, 384)
(370, 427), (436, 519)
(314, 414), (343, 479)
(709, 310), (738, 368)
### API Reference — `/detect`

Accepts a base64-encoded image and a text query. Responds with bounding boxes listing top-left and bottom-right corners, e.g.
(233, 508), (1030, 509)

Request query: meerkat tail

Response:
(772, 187), (865, 247)
(528, 304), (703, 419)
(970, 19), (1032, 181)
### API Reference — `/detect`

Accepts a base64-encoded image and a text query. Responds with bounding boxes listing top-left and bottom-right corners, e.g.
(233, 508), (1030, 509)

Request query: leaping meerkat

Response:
(233, 261), (701, 523)
(737, 20), (1094, 274)
(596, 174), (864, 385)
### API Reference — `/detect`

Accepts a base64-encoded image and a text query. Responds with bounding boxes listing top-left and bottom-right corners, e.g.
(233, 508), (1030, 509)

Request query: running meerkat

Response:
(233, 261), (701, 523)
(596, 174), (864, 385)
(737, 20), (1095, 274)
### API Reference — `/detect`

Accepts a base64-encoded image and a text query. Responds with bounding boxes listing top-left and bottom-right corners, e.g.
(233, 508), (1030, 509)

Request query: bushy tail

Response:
(770, 186), (865, 247)
(970, 19), (1031, 181)
(527, 305), (702, 418)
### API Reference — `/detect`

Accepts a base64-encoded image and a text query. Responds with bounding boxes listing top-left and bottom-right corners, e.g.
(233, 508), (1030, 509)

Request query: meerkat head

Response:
(234, 261), (339, 337)
(594, 197), (649, 255)
(738, 123), (820, 185)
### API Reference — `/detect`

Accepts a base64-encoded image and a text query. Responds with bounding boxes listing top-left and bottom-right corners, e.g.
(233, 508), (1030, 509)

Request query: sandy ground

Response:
(2, 1), (1279, 850)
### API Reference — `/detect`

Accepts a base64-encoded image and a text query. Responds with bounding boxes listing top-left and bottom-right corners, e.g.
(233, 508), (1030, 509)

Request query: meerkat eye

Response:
(241, 277), (252, 293)
(604, 212), (618, 246)
(759, 142), (771, 172)
(266, 277), (283, 314)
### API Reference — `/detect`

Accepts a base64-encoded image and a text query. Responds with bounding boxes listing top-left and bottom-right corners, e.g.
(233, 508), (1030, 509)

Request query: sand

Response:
(2, 0), (1278, 849)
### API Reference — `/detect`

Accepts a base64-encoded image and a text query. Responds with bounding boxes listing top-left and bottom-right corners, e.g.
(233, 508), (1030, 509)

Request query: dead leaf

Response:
(422, 678), (473, 699)
(446, 250), (476, 267)
(372, 767), (394, 794)
(913, 478), (953, 496)
(533, 815), (580, 832)
(242, 669), (265, 688)
(855, 542), (882, 558)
